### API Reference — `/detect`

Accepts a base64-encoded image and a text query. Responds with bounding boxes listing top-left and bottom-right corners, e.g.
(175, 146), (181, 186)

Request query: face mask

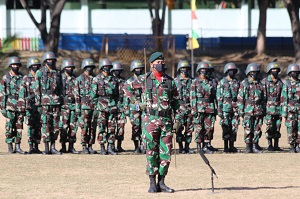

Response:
(65, 69), (74, 76)
(180, 69), (189, 76)
(290, 72), (298, 79)
(249, 72), (259, 79)
(153, 64), (165, 73)
(200, 69), (208, 76)
(271, 70), (279, 78)
(85, 67), (94, 75)
(134, 70), (142, 76)
(102, 66), (111, 74)
(47, 61), (56, 69)
(31, 66), (39, 72)
(228, 70), (236, 78)
(113, 70), (122, 78)
(207, 70), (213, 78)
(11, 67), (19, 74)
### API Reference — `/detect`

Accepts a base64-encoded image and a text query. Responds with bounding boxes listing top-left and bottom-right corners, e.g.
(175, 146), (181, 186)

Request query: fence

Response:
(0, 37), (40, 51)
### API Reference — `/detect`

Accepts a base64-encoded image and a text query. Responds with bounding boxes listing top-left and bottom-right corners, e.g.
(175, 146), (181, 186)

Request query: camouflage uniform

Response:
(0, 56), (26, 154)
(59, 59), (80, 154)
(34, 52), (62, 155)
(262, 62), (283, 151)
(281, 64), (300, 153)
(91, 58), (119, 155)
(216, 63), (240, 153)
(237, 63), (265, 153)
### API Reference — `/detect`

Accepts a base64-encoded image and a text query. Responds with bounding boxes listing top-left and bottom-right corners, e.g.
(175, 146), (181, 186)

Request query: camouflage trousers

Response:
(264, 114), (281, 139)
(285, 112), (300, 145)
(78, 109), (95, 145)
(129, 110), (142, 141)
(41, 105), (60, 143)
(59, 108), (78, 144)
(242, 115), (263, 144)
(176, 112), (193, 143)
(96, 110), (116, 144)
(5, 111), (23, 144)
(25, 109), (41, 145)
(115, 111), (126, 141)
(193, 113), (215, 143)
(143, 114), (173, 176)
(219, 112), (239, 142)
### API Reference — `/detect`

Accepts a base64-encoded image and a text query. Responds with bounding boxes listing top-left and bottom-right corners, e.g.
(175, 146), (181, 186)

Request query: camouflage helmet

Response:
(287, 64), (300, 75)
(196, 62), (210, 72)
(177, 60), (190, 72)
(130, 60), (144, 72)
(7, 56), (22, 67)
(245, 62), (260, 75)
(42, 51), (56, 63)
(266, 62), (281, 73)
(224, 62), (238, 74)
(26, 57), (41, 68)
(111, 62), (124, 72)
(81, 58), (95, 69)
(61, 59), (75, 70)
(99, 58), (112, 70)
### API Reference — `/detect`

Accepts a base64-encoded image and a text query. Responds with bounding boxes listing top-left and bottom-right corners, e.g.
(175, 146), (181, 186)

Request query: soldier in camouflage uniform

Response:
(216, 63), (240, 153)
(123, 60), (145, 154)
(237, 63), (265, 153)
(34, 52), (62, 155)
(262, 62), (283, 151)
(281, 64), (300, 153)
(111, 61), (126, 152)
(59, 59), (80, 154)
(190, 62), (218, 154)
(0, 56), (26, 154)
(23, 57), (42, 154)
(77, 58), (97, 154)
(91, 58), (118, 155)
(174, 60), (194, 154)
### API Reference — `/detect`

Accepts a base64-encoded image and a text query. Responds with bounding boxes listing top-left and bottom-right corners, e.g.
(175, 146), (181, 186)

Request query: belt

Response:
(223, 97), (237, 102)
(197, 98), (212, 102)
(8, 95), (18, 100)
(81, 97), (90, 102)
(245, 99), (262, 104)
(65, 98), (75, 103)
(289, 99), (299, 103)
(42, 90), (56, 95)
(149, 109), (172, 117)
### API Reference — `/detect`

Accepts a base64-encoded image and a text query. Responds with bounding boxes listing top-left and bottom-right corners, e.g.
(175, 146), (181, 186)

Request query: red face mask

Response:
(152, 68), (163, 81)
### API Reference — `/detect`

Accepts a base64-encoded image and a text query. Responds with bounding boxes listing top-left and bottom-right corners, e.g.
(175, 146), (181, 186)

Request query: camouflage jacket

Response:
(190, 77), (217, 115)
(123, 75), (144, 111)
(61, 73), (80, 111)
(216, 76), (240, 113)
(23, 72), (37, 110)
(91, 73), (119, 112)
(262, 75), (283, 115)
(34, 66), (62, 106)
(174, 75), (193, 114)
(77, 73), (94, 110)
(237, 77), (265, 116)
(281, 77), (300, 118)
(114, 76), (126, 112)
(0, 71), (25, 112)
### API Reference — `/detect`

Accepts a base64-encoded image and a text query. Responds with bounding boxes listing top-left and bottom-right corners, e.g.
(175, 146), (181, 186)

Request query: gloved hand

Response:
(1, 110), (8, 118)
(138, 102), (146, 111)
(37, 106), (42, 114)
(172, 121), (181, 134)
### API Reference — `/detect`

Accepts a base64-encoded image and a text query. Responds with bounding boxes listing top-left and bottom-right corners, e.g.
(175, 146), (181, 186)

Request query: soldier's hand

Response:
(218, 114), (224, 119)
(1, 110), (8, 118)
(172, 121), (181, 134)
(26, 111), (31, 117)
(37, 106), (42, 114)
(138, 102), (147, 111)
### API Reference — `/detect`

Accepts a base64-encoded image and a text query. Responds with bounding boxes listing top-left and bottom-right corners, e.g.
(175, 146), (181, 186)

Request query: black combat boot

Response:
(245, 143), (253, 153)
(256, 141), (263, 151)
(88, 144), (97, 154)
(117, 140), (126, 152)
(197, 142), (202, 151)
(253, 143), (263, 153)
(43, 142), (50, 155)
(50, 142), (62, 155)
(202, 142), (213, 154)
(178, 142), (185, 154)
(60, 143), (67, 153)
(68, 143), (79, 154)
(289, 144), (296, 153)
(223, 140), (229, 153)
(273, 138), (283, 151)
(7, 143), (14, 154)
(82, 145), (89, 154)
(134, 140), (141, 154)
(34, 143), (42, 154)
(148, 175), (157, 193)
(107, 143), (117, 155)
(295, 144), (300, 153)
(267, 139), (274, 151)
(15, 143), (26, 154)
(140, 140), (146, 154)
(157, 175), (174, 193)
(100, 144), (107, 155)
(207, 142), (219, 151)
(229, 141), (238, 153)
(29, 144), (35, 154)
(185, 142), (195, 154)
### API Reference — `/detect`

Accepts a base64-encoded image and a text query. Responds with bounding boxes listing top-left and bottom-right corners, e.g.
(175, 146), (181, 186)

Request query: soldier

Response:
(59, 59), (80, 154)
(281, 64), (300, 153)
(237, 63), (265, 153)
(140, 52), (179, 193)
(77, 58), (97, 154)
(111, 61), (126, 152)
(123, 60), (145, 154)
(34, 52), (62, 155)
(216, 63), (240, 153)
(174, 60), (194, 154)
(0, 56), (26, 154)
(91, 58), (118, 155)
(190, 62), (218, 154)
(262, 62), (283, 151)
(23, 57), (42, 154)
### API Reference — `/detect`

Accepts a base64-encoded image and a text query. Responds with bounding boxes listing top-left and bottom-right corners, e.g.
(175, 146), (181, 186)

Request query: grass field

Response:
(0, 115), (299, 199)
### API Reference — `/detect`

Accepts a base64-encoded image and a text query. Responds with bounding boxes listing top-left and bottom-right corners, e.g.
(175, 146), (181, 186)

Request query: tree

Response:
(19, 0), (66, 55)
(256, 0), (268, 55)
(283, 0), (300, 63)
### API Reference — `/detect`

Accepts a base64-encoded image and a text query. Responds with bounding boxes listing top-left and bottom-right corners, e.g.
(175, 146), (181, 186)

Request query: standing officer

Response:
(59, 59), (80, 154)
(34, 52), (62, 155)
(0, 56), (26, 154)
(262, 62), (283, 151)
(237, 63), (265, 153)
(281, 64), (300, 153)
(91, 58), (118, 155)
(190, 62), (218, 154)
(111, 61), (126, 152)
(174, 60), (194, 154)
(23, 57), (42, 154)
(77, 58), (97, 154)
(123, 60), (145, 154)
(217, 63), (240, 153)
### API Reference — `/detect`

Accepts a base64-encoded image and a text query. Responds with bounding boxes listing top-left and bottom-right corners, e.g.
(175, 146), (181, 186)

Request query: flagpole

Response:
(191, 0), (194, 78)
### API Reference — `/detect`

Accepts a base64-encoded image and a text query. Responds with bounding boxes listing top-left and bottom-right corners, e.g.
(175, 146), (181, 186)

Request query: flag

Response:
(188, 0), (200, 49)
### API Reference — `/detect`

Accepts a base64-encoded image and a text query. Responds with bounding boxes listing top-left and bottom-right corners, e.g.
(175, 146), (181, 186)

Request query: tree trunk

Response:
(256, 0), (268, 55)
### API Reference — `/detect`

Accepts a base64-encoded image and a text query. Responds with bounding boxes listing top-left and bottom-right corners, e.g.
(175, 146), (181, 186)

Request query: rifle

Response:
(198, 148), (218, 193)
